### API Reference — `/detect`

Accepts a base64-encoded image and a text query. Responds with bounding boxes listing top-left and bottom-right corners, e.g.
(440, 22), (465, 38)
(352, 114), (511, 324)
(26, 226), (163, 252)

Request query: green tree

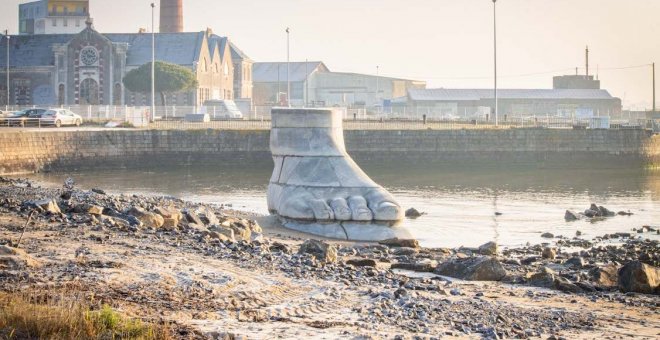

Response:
(122, 61), (197, 106)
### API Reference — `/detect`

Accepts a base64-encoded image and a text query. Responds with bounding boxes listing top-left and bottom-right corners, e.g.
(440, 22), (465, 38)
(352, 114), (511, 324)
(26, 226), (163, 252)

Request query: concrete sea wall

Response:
(0, 129), (658, 175)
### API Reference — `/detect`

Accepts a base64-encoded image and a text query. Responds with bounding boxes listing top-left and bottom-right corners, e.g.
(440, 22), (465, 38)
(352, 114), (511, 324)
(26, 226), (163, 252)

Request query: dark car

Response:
(5, 109), (48, 127)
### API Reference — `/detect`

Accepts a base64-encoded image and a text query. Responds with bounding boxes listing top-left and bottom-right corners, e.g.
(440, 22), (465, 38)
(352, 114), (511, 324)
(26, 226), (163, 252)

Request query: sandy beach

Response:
(0, 177), (658, 339)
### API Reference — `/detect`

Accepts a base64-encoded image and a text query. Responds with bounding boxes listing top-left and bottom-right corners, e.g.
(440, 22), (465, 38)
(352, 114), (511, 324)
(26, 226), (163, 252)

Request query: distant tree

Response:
(122, 61), (197, 106)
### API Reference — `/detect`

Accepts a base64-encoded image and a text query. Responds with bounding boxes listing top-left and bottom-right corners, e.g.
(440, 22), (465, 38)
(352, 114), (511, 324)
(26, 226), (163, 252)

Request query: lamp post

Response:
(653, 62), (656, 115)
(376, 65), (379, 109)
(4, 30), (8, 111)
(492, 0), (498, 126)
(151, 3), (156, 122)
(286, 27), (290, 107)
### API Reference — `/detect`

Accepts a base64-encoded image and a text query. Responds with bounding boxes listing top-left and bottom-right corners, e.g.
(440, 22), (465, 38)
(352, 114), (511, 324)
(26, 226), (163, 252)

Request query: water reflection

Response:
(24, 160), (659, 248)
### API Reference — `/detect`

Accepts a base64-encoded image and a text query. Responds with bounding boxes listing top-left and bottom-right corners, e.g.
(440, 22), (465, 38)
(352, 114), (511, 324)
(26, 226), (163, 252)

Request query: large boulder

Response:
(405, 208), (422, 219)
(155, 206), (182, 231)
(195, 206), (220, 225)
(208, 225), (236, 242)
(73, 203), (103, 215)
(128, 207), (164, 228)
(527, 267), (582, 293)
(391, 260), (437, 272)
(0, 245), (41, 269)
(298, 240), (338, 263)
(478, 241), (498, 256)
(378, 238), (420, 249)
(618, 261), (660, 294)
(564, 210), (579, 222)
(435, 257), (507, 281)
(183, 209), (205, 226)
(598, 206), (616, 217)
(542, 247), (557, 260)
(588, 264), (618, 287)
(26, 199), (61, 214)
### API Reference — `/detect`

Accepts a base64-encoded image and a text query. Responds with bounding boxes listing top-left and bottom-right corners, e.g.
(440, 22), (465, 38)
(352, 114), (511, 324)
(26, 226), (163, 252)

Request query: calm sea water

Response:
(23, 161), (660, 248)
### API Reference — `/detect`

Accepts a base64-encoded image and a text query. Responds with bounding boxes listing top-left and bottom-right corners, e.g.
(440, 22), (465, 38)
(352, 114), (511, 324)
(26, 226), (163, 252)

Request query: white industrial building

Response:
(252, 62), (425, 108)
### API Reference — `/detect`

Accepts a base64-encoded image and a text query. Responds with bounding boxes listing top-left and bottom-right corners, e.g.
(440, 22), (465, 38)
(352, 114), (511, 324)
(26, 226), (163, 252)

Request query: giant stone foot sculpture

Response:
(267, 108), (410, 241)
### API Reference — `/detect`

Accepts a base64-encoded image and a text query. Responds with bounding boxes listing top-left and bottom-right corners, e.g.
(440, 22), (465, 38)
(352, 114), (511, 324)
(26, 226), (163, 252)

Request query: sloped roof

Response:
(229, 41), (251, 61)
(0, 34), (73, 67)
(408, 88), (616, 101)
(0, 30), (249, 68)
(106, 32), (204, 66)
(318, 71), (421, 83)
(207, 34), (228, 61)
(253, 62), (329, 83)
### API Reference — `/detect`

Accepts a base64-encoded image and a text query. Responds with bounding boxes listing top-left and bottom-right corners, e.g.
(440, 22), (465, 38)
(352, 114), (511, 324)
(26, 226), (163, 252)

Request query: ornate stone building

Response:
(0, 22), (253, 107)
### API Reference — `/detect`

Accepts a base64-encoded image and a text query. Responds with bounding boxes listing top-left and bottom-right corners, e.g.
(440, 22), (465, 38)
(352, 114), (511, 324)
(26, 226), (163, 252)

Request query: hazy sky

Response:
(1, 0), (658, 109)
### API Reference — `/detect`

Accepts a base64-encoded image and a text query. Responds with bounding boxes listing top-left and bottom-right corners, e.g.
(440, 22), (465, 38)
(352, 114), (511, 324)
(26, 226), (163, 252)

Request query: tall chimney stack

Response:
(160, 0), (183, 33)
(585, 45), (589, 79)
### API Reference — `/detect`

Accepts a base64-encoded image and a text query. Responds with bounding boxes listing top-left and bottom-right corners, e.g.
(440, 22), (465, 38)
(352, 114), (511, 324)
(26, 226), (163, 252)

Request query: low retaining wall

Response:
(0, 128), (658, 175)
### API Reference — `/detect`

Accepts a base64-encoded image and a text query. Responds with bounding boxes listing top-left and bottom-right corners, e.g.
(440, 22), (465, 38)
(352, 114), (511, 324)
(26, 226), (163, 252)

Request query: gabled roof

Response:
(0, 30), (249, 68)
(408, 88), (617, 101)
(253, 61), (329, 82)
(316, 71), (422, 83)
(0, 34), (73, 67)
(106, 32), (204, 66)
(229, 41), (251, 61)
(207, 34), (229, 61)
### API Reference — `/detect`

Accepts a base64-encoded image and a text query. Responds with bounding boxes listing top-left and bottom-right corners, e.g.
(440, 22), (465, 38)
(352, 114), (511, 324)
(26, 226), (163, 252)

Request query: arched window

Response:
(203, 58), (208, 72)
(79, 78), (99, 105)
(58, 84), (65, 105)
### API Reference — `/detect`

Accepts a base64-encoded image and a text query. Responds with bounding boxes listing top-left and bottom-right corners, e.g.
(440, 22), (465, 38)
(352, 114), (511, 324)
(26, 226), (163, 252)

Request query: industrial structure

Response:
(19, 0), (90, 35)
(398, 47), (622, 119)
(160, 0), (183, 33)
(401, 87), (621, 119)
(252, 62), (426, 108)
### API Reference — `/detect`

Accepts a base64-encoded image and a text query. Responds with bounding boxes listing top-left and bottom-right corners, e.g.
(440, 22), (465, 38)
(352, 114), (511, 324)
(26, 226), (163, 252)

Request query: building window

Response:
(76, 19), (80, 27)
(52, 18), (57, 27)
(51, 5), (56, 14)
(79, 78), (99, 105)
(14, 79), (32, 106)
(63, 18), (68, 27)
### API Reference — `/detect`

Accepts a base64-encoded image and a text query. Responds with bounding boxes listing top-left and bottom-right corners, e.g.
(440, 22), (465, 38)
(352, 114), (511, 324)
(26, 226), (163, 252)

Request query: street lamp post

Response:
(492, 0), (498, 126)
(286, 27), (290, 107)
(151, 3), (156, 122)
(376, 65), (379, 109)
(4, 30), (9, 111)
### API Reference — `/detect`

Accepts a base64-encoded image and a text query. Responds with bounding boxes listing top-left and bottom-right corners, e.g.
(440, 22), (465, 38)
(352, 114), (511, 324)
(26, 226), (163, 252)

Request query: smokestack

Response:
(160, 0), (183, 33)
(585, 45), (589, 79)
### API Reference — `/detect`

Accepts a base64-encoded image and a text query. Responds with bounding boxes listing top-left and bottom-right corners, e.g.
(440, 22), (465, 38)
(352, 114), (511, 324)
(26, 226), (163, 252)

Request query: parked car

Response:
(38, 109), (83, 127)
(2, 108), (47, 127)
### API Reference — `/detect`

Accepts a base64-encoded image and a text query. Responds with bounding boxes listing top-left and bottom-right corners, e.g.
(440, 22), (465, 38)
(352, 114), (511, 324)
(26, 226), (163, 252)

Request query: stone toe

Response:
(348, 196), (373, 221)
(309, 199), (334, 221)
(330, 198), (352, 221)
(371, 201), (402, 221)
(279, 197), (315, 221)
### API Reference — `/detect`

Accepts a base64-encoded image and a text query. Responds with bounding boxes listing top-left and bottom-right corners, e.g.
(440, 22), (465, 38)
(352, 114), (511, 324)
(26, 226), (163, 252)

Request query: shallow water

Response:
(23, 161), (660, 248)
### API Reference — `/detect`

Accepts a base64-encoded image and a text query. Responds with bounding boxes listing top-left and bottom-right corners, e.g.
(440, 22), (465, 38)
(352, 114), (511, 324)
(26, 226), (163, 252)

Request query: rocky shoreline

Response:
(0, 176), (658, 339)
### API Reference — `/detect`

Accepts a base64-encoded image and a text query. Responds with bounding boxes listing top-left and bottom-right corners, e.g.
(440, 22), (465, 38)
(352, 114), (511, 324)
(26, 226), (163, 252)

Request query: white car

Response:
(39, 109), (83, 127)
